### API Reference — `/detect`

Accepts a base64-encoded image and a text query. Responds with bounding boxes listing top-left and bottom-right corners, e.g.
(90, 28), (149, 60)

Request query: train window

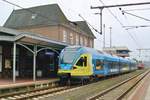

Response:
(109, 62), (113, 68)
(96, 60), (103, 70)
(76, 56), (87, 67)
(76, 57), (84, 66)
(84, 57), (87, 66)
(112, 62), (117, 68)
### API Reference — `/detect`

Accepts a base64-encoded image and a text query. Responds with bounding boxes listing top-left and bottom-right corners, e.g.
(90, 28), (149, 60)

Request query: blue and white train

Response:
(58, 46), (137, 80)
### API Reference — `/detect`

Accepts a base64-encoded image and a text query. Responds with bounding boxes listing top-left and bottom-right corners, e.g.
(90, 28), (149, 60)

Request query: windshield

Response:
(60, 47), (79, 64)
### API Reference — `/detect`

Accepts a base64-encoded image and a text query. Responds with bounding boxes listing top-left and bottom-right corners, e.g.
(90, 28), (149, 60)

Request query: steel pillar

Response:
(33, 45), (37, 81)
(13, 42), (16, 83)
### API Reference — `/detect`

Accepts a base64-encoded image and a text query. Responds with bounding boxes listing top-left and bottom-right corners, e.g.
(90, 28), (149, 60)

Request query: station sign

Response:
(45, 52), (54, 56)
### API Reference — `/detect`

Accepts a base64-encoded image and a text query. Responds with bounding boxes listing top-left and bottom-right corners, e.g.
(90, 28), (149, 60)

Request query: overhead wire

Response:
(124, 7), (150, 11)
(2, 0), (110, 47)
(78, 14), (110, 46)
(121, 9), (142, 47)
(2, 0), (128, 47)
(58, 1), (110, 46)
(123, 25), (150, 30)
(121, 10), (150, 22)
(56, 1), (102, 35)
(3, 0), (103, 37)
(78, 14), (101, 34)
(98, 0), (141, 48)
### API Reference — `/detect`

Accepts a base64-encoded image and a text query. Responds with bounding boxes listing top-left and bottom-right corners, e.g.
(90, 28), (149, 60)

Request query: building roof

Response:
(4, 4), (95, 38)
(4, 4), (68, 28)
(0, 26), (20, 36)
(103, 46), (130, 51)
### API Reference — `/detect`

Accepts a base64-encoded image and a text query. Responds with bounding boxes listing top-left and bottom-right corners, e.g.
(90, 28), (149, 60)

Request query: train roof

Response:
(103, 54), (119, 62)
(64, 46), (105, 59)
(126, 58), (137, 64)
(63, 46), (132, 63)
(119, 57), (130, 63)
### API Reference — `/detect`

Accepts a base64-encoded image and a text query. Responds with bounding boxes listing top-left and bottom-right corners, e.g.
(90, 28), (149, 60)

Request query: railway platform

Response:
(145, 82), (150, 100)
(0, 78), (59, 94)
(128, 70), (150, 100)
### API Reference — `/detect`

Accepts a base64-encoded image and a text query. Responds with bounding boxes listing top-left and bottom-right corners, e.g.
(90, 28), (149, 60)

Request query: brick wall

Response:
(18, 25), (94, 48)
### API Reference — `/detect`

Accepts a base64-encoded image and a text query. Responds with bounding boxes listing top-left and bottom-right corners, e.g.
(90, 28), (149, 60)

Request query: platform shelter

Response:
(0, 26), (67, 83)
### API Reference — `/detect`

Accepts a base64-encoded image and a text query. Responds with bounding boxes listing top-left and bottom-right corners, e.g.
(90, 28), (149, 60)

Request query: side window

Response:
(122, 63), (127, 68)
(96, 60), (103, 70)
(84, 57), (87, 66)
(76, 56), (87, 67)
(123, 63), (127, 67)
(112, 62), (115, 68)
(110, 62), (113, 68)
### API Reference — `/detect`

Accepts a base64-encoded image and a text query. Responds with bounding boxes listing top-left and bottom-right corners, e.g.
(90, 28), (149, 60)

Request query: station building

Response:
(103, 46), (130, 58)
(0, 4), (95, 83)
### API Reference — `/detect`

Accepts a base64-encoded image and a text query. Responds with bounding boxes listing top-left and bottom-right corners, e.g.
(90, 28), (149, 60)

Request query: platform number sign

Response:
(0, 46), (2, 72)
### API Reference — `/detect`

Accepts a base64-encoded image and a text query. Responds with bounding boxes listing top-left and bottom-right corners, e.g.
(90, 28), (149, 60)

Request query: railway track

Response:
(0, 85), (71, 100)
(88, 70), (150, 100)
(0, 70), (147, 100)
(0, 81), (85, 100)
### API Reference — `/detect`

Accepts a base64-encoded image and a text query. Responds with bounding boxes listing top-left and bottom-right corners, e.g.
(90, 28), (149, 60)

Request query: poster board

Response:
(5, 59), (11, 69)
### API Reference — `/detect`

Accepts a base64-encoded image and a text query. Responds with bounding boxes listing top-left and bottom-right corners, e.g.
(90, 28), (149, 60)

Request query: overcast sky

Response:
(0, 0), (150, 61)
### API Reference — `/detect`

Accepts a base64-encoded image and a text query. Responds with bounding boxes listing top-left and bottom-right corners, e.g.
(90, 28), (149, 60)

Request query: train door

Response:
(94, 59), (104, 77)
(102, 60), (109, 75)
(71, 54), (92, 76)
(72, 56), (87, 75)
(105, 61), (112, 75)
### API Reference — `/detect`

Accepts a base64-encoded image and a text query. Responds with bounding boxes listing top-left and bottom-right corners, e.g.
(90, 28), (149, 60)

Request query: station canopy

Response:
(0, 26), (67, 49)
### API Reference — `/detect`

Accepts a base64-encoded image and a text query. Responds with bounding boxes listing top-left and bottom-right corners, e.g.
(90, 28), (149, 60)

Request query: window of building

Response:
(31, 14), (37, 19)
(80, 36), (83, 46)
(0, 46), (2, 72)
(70, 33), (73, 45)
(76, 34), (79, 45)
(84, 37), (87, 47)
(63, 30), (67, 42)
(90, 40), (93, 47)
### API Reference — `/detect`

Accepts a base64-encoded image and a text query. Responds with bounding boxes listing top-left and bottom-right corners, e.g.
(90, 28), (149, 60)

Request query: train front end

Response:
(58, 46), (93, 80)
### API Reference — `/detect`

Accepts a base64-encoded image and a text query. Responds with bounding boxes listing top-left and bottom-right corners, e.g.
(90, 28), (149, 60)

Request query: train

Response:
(58, 46), (137, 83)
(137, 61), (144, 69)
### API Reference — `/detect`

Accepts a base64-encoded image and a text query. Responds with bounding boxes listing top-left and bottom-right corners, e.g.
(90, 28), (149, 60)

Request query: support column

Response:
(13, 42), (16, 83)
(109, 26), (112, 48)
(100, 8), (103, 35)
(103, 24), (105, 48)
(33, 45), (37, 81)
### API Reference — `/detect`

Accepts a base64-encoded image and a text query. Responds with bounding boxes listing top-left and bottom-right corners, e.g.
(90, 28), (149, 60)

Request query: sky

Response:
(0, 0), (150, 61)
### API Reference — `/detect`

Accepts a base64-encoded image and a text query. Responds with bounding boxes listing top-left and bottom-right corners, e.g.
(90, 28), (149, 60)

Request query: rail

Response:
(88, 70), (150, 100)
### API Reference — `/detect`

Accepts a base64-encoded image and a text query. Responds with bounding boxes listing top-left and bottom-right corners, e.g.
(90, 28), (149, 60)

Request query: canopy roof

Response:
(0, 26), (67, 49)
